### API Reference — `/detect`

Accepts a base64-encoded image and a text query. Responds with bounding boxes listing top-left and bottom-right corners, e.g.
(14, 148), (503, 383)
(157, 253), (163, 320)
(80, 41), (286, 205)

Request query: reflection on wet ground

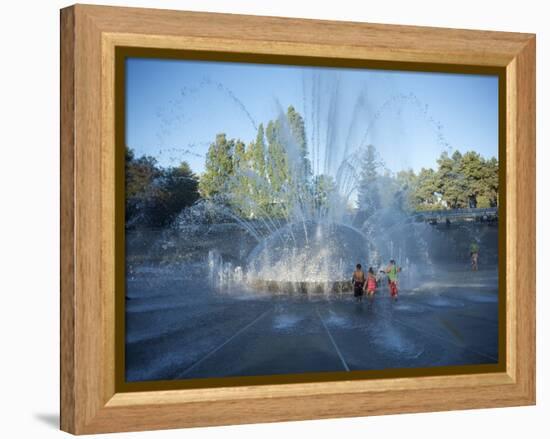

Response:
(125, 266), (499, 382)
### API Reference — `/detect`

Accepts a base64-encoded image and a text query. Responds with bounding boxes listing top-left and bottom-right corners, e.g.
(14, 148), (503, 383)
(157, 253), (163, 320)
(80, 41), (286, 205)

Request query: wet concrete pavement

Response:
(125, 267), (499, 382)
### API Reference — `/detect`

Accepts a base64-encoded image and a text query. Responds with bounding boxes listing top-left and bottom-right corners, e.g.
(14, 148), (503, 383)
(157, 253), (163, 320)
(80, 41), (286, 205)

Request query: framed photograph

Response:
(60, 4), (536, 435)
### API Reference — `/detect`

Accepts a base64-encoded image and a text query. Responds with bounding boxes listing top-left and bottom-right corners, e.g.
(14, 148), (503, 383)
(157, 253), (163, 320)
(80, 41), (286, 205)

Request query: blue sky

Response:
(126, 57), (498, 175)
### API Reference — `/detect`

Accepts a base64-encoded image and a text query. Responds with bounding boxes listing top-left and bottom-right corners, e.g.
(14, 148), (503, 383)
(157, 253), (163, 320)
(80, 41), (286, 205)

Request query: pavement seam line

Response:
(177, 307), (273, 378)
(316, 306), (350, 372)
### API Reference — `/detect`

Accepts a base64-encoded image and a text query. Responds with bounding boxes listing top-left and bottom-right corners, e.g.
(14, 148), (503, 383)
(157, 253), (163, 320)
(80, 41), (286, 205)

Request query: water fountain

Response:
(246, 221), (368, 294)
(124, 66), (502, 384)
(158, 71), (477, 296)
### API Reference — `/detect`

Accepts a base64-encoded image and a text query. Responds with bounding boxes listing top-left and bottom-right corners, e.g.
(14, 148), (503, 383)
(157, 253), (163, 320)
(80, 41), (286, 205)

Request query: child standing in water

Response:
(385, 259), (401, 300)
(351, 264), (366, 302)
(365, 267), (377, 297)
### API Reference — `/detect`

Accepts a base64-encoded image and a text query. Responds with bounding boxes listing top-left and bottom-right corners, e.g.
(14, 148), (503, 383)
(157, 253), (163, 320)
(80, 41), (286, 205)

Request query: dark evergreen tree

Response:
(357, 144), (383, 213)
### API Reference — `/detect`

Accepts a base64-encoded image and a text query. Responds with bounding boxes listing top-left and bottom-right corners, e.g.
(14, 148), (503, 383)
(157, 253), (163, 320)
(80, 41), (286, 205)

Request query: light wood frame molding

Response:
(60, 4), (536, 434)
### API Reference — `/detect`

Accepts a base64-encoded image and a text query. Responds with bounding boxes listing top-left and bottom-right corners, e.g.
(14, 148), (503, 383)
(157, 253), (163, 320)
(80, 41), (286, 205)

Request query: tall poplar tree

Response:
(198, 133), (234, 198)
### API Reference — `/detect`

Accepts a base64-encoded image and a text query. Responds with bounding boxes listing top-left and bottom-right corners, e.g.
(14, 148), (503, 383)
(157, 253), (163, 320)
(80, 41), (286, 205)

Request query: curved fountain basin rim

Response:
(251, 278), (350, 283)
(247, 219), (369, 263)
(248, 279), (354, 293)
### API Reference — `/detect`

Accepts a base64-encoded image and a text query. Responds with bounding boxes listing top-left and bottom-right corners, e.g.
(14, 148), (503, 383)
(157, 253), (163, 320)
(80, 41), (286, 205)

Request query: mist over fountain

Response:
(151, 72), (485, 296)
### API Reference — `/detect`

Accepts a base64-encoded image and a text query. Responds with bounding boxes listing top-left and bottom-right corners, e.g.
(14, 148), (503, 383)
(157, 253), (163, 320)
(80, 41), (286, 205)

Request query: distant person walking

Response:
(364, 267), (378, 298)
(470, 242), (479, 271)
(384, 259), (401, 300)
(351, 264), (366, 302)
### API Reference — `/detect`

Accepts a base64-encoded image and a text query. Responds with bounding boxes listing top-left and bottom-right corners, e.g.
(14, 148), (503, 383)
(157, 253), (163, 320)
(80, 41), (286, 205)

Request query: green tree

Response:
(249, 123), (266, 176)
(436, 151), (468, 208)
(198, 108), (314, 220)
(460, 151), (486, 208)
(409, 150), (499, 211)
(411, 168), (438, 210)
(265, 119), (291, 217)
(157, 162), (200, 226)
(125, 147), (164, 228)
(286, 106), (314, 215)
(245, 125), (272, 216)
(230, 139), (254, 216)
(481, 157), (499, 207)
(125, 147), (162, 199)
(313, 174), (336, 213)
(199, 133), (235, 199)
(393, 169), (418, 212)
(125, 147), (200, 228)
(286, 105), (311, 179)
(357, 144), (383, 212)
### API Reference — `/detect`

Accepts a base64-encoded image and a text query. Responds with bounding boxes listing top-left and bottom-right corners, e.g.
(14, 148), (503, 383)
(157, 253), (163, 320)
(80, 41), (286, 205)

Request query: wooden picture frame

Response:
(60, 4), (536, 435)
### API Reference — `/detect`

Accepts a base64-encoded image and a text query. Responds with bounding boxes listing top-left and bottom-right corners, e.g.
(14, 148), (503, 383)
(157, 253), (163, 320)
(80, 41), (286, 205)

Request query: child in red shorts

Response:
(385, 259), (401, 300)
(365, 267), (377, 297)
